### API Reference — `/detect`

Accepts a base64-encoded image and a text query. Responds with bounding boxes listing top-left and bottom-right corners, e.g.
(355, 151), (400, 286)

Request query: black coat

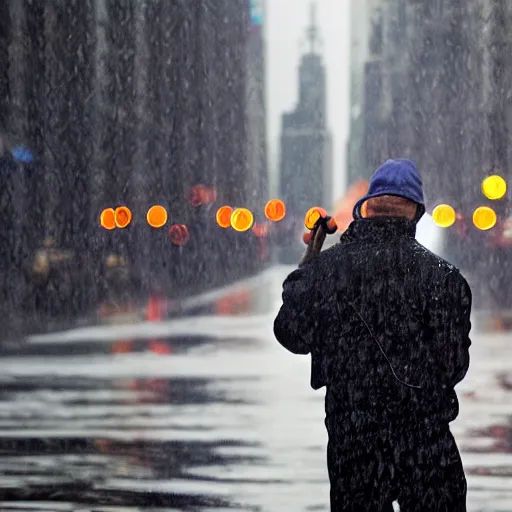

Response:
(274, 216), (472, 433)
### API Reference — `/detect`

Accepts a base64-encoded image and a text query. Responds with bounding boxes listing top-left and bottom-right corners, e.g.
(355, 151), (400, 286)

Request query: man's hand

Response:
(299, 224), (326, 267)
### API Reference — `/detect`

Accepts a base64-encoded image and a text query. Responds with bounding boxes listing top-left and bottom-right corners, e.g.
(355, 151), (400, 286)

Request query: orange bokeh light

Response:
(147, 205), (168, 228)
(265, 199), (286, 222)
(115, 206), (132, 228)
(100, 208), (116, 230)
(216, 206), (233, 228)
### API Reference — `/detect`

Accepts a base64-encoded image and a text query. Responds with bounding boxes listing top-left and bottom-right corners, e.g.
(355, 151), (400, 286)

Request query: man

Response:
(274, 159), (472, 511)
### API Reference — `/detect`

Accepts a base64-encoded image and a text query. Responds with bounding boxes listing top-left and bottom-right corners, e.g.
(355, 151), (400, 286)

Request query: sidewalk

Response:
(23, 266), (281, 345)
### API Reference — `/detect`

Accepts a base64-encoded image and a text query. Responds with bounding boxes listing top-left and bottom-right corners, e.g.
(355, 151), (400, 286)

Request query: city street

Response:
(0, 266), (510, 511)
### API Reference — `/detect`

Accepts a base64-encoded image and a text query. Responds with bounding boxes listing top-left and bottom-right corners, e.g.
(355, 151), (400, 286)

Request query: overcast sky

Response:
(264, 0), (350, 199)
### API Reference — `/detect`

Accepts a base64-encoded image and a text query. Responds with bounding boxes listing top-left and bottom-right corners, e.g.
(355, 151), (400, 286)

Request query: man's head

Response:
(365, 195), (418, 220)
(353, 159), (425, 222)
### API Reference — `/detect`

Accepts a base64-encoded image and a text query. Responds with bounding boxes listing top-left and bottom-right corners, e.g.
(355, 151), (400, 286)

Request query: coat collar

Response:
(341, 217), (417, 244)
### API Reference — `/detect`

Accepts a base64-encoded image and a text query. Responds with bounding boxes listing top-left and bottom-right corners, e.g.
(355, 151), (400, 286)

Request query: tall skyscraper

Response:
(278, 2), (333, 225)
(346, 0), (384, 186)
(246, 0), (269, 212)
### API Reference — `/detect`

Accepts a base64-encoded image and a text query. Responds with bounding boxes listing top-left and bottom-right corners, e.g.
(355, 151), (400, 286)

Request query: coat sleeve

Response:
(428, 270), (472, 388)
(273, 261), (324, 355)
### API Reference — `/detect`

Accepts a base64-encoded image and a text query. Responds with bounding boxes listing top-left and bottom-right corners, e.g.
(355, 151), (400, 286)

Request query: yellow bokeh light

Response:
(231, 208), (254, 232)
(432, 204), (456, 228)
(482, 175), (507, 200)
(473, 206), (497, 231)
(304, 207), (327, 230)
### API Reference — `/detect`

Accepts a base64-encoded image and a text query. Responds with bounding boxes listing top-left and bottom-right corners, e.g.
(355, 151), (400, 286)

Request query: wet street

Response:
(0, 266), (511, 511)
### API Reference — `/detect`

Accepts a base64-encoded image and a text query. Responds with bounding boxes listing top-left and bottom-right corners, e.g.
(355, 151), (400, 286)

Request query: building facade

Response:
(279, 3), (333, 221)
(246, 0), (269, 213)
(346, 0), (384, 185)
(0, 0), (267, 328)
(347, 0), (490, 205)
(346, 0), (512, 307)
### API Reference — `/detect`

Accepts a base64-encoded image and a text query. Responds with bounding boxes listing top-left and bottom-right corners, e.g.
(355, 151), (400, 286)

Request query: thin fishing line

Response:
(337, 299), (422, 389)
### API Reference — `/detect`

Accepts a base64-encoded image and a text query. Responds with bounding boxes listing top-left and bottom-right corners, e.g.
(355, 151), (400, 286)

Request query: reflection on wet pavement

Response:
(0, 266), (510, 511)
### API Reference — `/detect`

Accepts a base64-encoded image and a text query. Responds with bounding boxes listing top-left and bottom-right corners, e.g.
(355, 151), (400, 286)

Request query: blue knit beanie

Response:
(353, 159), (425, 222)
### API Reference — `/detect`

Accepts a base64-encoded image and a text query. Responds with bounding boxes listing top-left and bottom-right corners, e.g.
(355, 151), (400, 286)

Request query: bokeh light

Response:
(114, 206), (132, 228)
(482, 175), (507, 200)
(147, 205), (168, 228)
(169, 224), (189, 245)
(264, 199), (286, 222)
(432, 204), (456, 228)
(100, 208), (116, 230)
(252, 223), (269, 238)
(216, 206), (233, 228)
(473, 206), (497, 231)
(186, 185), (217, 206)
(231, 208), (254, 232)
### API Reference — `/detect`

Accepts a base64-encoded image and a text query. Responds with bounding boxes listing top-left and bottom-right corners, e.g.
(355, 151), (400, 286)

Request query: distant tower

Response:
(279, 2), (333, 227)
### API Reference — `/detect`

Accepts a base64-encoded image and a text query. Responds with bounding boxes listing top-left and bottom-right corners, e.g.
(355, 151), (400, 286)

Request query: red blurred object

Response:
(185, 185), (217, 206)
(146, 293), (172, 355)
(333, 180), (369, 232)
(147, 294), (165, 322)
(453, 213), (468, 240)
(203, 186), (217, 203)
(149, 341), (171, 355)
(490, 216), (512, 248)
(252, 223), (270, 261)
(214, 290), (251, 315)
(112, 341), (133, 354)
(252, 223), (269, 238)
(169, 224), (189, 246)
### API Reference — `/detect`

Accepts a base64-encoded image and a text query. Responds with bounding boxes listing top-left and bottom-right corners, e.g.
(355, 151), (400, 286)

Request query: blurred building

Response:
(347, 0), (384, 185)
(0, 0), (268, 332)
(246, 0), (269, 213)
(347, 0), (486, 201)
(346, 0), (512, 307)
(279, 3), (333, 222)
